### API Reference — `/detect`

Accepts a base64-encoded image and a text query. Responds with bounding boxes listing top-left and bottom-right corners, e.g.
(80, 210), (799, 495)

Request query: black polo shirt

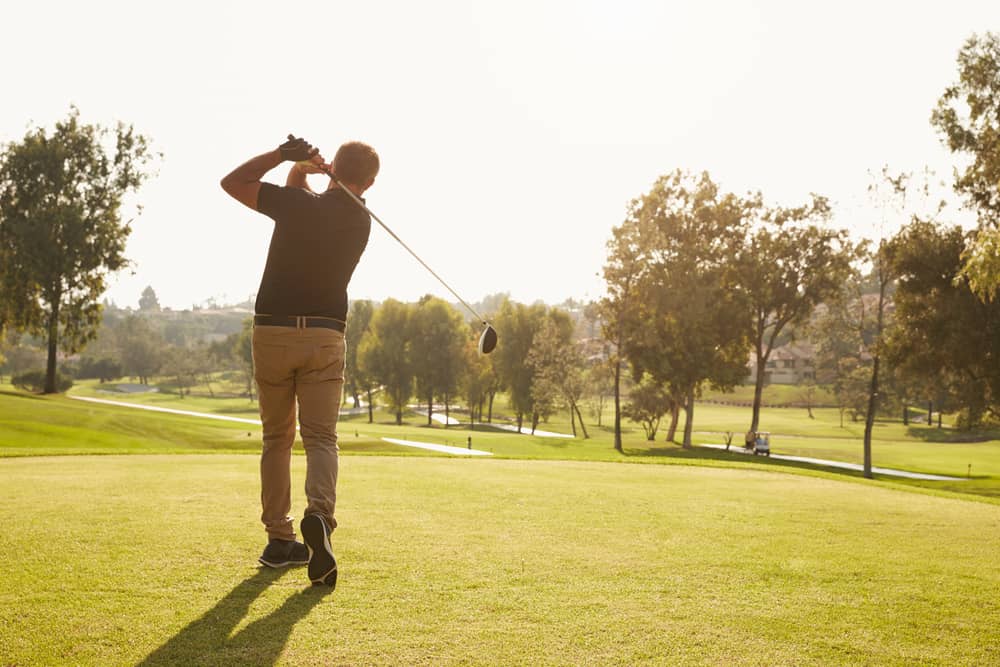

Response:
(255, 183), (371, 321)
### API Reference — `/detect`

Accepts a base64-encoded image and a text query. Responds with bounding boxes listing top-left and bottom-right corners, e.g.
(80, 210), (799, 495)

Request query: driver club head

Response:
(478, 324), (498, 355)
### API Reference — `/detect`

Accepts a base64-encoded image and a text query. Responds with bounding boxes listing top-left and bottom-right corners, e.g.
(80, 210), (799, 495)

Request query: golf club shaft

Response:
(331, 177), (488, 325)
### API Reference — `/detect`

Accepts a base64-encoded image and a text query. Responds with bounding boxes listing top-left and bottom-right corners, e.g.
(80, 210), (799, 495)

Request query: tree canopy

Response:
(0, 108), (156, 392)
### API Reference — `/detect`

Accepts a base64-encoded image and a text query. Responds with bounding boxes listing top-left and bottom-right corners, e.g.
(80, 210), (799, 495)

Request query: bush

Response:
(12, 369), (74, 393)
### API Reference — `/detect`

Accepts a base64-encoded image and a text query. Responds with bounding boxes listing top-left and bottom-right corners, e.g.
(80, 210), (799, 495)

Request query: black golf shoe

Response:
(258, 538), (309, 568)
(300, 514), (337, 587)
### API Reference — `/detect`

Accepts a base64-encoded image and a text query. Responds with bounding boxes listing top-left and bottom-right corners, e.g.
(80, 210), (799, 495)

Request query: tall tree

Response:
(886, 220), (1000, 428)
(600, 212), (644, 451)
(739, 195), (858, 434)
(345, 299), (375, 408)
(492, 299), (548, 432)
(138, 286), (161, 312)
(409, 296), (467, 425)
(861, 241), (894, 478)
(358, 299), (414, 424)
(618, 171), (752, 448)
(526, 313), (587, 437)
(0, 108), (155, 393)
(931, 31), (1000, 227)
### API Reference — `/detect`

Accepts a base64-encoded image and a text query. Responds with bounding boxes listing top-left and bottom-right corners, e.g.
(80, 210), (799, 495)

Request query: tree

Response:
(862, 241), (894, 478)
(0, 108), (155, 393)
(345, 299), (375, 408)
(139, 286), (161, 312)
(885, 220), (1000, 428)
(235, 318), (255, 401)
(358, 299), (413, 424)
(409, 296), (467, 425)
(526, 313), (588, 437)
(600, 212), (644, 451)
(738, 195), (858, 434)
(810, 285), (868, 427)
(959, 226), (1000, 301)
(622, 373), (670, 441)
(161, 345), (198, 398)
(492, 299), (548, 432)
(117, 315), (164, 385)
(931, 32), (1000, 227)
(617, 171), (752, 448)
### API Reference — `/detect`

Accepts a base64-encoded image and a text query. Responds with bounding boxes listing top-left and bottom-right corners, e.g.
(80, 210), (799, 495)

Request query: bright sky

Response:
(3, 1), (998, 310)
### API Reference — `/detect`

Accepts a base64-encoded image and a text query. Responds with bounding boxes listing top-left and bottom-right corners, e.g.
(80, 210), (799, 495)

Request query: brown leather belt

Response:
(253, 314), (346, 332)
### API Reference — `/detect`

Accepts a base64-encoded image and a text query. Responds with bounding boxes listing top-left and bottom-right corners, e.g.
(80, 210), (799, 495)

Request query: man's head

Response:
(329, 141), (379, 194)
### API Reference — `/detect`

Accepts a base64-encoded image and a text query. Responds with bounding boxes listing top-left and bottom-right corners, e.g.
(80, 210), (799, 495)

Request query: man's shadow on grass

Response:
(137, 567), (331, 667)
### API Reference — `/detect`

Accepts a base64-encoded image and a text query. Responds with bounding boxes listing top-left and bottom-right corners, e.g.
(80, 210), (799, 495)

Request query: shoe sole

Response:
(258, 556), (309, 569)
(301, 514), (337, 587)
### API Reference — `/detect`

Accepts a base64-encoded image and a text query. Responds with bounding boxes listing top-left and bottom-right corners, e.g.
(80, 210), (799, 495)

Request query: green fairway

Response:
(6, 386), (1000, 501)
(1, 455), (998, 666)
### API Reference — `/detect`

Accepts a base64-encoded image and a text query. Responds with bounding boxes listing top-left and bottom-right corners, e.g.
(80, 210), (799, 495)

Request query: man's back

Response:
(255, 183), (371, 321)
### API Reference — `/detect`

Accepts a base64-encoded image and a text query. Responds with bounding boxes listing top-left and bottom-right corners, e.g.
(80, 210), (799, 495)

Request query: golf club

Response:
(300, 143), (497, 354)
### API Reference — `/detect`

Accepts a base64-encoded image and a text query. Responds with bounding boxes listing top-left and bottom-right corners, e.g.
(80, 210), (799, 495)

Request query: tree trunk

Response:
(427, 391), (433, 426)
(352, 389), (360, 409)
(665, 403), (679, 443)
(531, 412), (539, 435)
(613, 345), (623, 452)
(367, 387), (374, 423)
(751, 353), (765, 434)
(488, 392), (495, 423)
(444, 392), (450, 427)
(516, 412), (522, 433)
(569, 403), (577, 437)
(682, 389), (695, 449)
(44, 300), (60, 394)
(902, 402), (908, 426)
(573, 402), (589, 439)
(395, 408), (402, 425)
(863, 273), (888, 479)
(928, 401), (933, 426)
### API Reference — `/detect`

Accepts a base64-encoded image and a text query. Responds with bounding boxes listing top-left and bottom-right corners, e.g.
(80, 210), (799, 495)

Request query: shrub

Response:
(12, 369), (74, 393)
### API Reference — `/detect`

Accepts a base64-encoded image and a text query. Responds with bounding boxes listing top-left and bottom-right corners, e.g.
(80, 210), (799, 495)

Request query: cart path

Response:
(698, 444), (964, 481)
(382, 437), (492, 456)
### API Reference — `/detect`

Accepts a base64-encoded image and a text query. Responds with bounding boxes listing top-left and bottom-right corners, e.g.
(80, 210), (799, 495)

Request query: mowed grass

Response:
(6, 386), (1000, 500)
(2, 454), (999, 666)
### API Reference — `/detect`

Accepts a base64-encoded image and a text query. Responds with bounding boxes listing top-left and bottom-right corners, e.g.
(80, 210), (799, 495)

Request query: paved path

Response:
(69, 395), (494, 457)
(71, 395), (262, 425)
(699, 444), (964, 481)
(382, 437), (492, 456)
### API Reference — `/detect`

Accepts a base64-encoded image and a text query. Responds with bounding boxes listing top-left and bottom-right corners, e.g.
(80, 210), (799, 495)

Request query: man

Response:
(221, 135), (379, 587)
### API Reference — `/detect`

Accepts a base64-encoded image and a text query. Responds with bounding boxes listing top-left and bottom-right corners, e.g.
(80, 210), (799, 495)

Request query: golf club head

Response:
(479, 324), (498, 355)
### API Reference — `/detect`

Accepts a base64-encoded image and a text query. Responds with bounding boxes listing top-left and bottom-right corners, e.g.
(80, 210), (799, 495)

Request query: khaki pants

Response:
(252, 324), (346, 541)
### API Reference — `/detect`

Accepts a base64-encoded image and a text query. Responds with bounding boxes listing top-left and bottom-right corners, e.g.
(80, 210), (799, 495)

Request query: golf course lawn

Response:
(2, 455), (999, 666)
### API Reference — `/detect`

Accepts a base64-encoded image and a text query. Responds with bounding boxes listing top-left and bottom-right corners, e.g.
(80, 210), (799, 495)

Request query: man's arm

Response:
(220, 149), (283, 211)
(221, 136), (320, 210)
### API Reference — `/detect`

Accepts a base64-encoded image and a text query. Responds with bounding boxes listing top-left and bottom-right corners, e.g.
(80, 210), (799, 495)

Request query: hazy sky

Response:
(3, 1), (998, 310)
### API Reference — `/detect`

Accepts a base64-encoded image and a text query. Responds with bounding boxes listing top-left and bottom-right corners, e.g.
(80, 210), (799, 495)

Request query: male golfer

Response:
(221, 135), (379, 587)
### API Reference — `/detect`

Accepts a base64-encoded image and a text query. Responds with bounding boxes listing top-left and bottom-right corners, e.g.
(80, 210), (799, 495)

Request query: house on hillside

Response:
(747, 342), (816, 385)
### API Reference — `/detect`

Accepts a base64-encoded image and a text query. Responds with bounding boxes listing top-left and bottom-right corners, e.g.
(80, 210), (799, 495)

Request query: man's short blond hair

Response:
(333, 141), (379, 187)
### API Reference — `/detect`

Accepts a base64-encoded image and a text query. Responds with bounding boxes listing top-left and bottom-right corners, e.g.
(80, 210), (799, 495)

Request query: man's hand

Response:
(279, 135), (320, 162)
(294, 154), (329, 175)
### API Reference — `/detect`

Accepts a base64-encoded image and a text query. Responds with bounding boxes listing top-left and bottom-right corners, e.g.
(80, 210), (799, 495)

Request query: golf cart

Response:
(753, 431), (771, 457)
